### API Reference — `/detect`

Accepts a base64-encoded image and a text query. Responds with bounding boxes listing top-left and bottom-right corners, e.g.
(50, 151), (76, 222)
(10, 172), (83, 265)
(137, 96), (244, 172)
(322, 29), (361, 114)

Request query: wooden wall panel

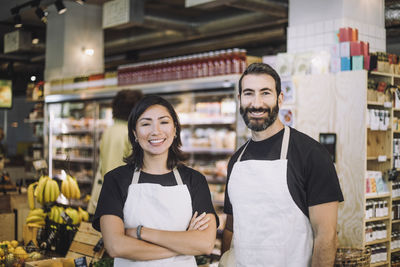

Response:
(293, 70), (367, 247)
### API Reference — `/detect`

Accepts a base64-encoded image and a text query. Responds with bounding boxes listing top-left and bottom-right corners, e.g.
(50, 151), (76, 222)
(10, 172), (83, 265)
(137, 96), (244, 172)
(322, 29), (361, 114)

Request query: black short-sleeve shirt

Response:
(224, 127), (344, 218)
(93, 164), (219, 231)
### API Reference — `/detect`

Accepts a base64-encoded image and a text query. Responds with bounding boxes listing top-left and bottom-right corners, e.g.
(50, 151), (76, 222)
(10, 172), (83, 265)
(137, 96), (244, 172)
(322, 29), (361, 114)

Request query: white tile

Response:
(324, 20), (334, 32)
(334, 19), (344, 30)
(297, 25), (306, 37)
(305, 36), (313, 48)
(315, 34), (323, 46)
(380, 28), (386, 39)
(298, 38), (305, 48)
(287, 27), (295, 39)
(315, 22), (323, 34)
(354, 21), (361, 32)
(306, 23), (315, 36)
(359, 34), (366, 42)
(368, 24), (375, 36)
(324, 32), (334, 45)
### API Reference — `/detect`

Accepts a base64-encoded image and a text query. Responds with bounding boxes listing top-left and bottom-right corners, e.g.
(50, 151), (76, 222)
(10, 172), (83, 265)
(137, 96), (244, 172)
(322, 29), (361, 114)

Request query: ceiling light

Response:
(31, 76), (37, 82)
(75, 0), (86, 5)
(35, 7), (47, 23)
(83, 48), (94, 56)
(32, 37), (39, 44)
(14, 14), (22, 28)
(55, 0), (67, 14)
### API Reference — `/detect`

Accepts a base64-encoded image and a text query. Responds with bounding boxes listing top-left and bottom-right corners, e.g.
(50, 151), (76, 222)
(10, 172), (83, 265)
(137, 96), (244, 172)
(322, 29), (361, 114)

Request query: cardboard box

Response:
(352, 56), (364, 70)
(364, 55), (371, 70)
(331, 58), (341, 73)
(23, 224), (42, 247)
(341, 57), (351, 71)
(0, 213), (15, 241)
(339, 27), (352, 42)
(350, 42), (362, 56)
(25, 258), (75, 267)
(340, 42), (350, 57)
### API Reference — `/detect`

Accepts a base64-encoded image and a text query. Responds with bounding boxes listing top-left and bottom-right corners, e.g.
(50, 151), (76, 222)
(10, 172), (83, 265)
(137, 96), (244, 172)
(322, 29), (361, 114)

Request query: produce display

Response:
(0, 240), (42, 267)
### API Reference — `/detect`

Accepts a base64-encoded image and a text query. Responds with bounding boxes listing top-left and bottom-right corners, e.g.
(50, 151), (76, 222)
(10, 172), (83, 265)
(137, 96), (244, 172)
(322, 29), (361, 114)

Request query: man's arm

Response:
(309, 201), (339, 267)
(221, 214), (233, 254)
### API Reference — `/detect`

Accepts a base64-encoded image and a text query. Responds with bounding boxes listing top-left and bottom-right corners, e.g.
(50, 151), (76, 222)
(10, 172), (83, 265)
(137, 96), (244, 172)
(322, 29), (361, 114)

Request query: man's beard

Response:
(240, 102), (279, 132)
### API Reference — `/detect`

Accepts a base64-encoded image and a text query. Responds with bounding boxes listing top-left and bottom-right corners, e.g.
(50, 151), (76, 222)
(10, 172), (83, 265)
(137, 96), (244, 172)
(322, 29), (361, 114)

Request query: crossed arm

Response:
(100, 212), (217, 261)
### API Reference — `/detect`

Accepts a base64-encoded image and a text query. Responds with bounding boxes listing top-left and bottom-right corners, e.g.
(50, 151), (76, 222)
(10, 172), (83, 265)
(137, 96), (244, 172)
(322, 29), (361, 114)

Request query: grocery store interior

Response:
(0, 0), (400, 266)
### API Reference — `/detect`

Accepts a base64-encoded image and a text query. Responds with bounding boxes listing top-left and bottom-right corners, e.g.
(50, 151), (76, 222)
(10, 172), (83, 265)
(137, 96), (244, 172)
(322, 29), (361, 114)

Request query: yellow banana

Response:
(43, 180), (51, 203)
(27, 223), (44, 228)
(36, 176), (49, 204)
(52, 180), (60, 202)
(28, 208), (45, 217)
(26, 215), (45, 224)
(58, 207), (64, 224)
(27, 182), (38, 210)
(62, 179), (71, 199)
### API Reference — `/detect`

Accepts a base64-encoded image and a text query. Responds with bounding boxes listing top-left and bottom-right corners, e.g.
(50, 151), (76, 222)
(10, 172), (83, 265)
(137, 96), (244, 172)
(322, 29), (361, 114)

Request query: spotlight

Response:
(32, 37), (39, 45)
(13, 14), (22, 28)
(75, 0), (86, 5)
(31, 76), (37, 82)
(35, 7), (47, 23)
(55, 0), (67, 14)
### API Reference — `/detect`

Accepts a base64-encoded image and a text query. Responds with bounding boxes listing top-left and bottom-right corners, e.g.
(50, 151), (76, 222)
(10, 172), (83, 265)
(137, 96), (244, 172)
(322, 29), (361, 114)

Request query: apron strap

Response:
(131, 168), (183, 185)
(280, 125), (290, 160)
(236, 140), (251, 162)
(173, 168), (184, 185)
(132, 169), (141, 184)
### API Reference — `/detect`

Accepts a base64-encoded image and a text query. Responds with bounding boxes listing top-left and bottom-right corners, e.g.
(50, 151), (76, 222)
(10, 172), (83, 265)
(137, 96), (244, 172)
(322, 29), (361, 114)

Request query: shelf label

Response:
(384, 102), (392, 108)
(378, 155), (387, 162)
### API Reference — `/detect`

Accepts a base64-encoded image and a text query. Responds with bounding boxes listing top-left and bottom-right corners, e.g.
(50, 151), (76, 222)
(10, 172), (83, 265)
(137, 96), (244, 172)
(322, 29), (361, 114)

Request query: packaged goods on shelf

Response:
(117, 48), (247, 85)
(370, 244), (388, 264)
(365, 222), (387, 243)
(365, 200), (388, 219)
(367, 109), (389, 130)
(365, 171), (389, 196)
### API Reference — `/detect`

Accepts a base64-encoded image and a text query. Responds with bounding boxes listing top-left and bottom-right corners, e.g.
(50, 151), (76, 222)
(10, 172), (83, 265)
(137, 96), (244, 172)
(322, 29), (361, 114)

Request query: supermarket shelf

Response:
(26, 98), (44, 103)
(392, 248), (400, 253)
(365, 216), (390, 222)
(368, 127), (391, 131)
(52, 129), (94, 134)
(52, 156), (93, 163)
(393, 108), (400, 112)
(392, 219), (400, 224)
(54, 145), (93, 149)
(366, 156), (391, 162)
(365, 238), (389, 246)
(24, 118), (44, 123)
(366, 193), (391, 200)
(370, 261), (388, 267)
(205, 175), (226, 184)
(180, 117), (235, 126)
(182, 147), (234, 154)
(370, 71), (398, 78)
(393, 196), (400, 201)
(394, 130), (400, 134)
(367, 101), (391, 108)
(45, 74), (241, 103)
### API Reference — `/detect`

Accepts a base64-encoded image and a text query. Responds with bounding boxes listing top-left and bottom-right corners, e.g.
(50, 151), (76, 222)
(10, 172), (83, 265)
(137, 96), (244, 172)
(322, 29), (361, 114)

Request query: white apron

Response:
(114, 168), (197, 267)
(228, 126), (313, 267)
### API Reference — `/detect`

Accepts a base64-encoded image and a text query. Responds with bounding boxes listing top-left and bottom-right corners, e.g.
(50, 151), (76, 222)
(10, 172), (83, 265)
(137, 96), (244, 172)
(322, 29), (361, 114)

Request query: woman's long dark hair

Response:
(124, 95), (185, 170)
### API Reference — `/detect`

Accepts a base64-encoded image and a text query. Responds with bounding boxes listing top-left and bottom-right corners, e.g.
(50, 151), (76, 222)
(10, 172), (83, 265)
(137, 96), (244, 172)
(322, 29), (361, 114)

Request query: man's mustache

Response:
(244, 107), (271, 114)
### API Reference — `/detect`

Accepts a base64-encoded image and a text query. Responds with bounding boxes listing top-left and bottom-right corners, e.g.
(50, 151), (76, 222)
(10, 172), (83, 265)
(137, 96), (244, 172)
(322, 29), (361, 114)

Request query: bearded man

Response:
(221, 63), (344, 267)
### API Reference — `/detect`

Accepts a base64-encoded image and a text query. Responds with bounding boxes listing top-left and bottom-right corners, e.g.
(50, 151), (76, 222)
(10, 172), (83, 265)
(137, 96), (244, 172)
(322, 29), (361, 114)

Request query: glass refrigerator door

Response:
(162, 88), (237, 208)
(48, 100), (96, 196)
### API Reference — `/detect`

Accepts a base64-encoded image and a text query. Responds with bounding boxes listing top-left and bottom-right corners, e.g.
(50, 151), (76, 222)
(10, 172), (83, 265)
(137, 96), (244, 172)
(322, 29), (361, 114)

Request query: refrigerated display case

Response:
(44, 74), (245, 204)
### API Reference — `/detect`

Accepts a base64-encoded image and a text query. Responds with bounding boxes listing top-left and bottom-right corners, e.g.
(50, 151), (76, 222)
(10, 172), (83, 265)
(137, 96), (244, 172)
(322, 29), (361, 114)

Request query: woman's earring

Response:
(135, 137), (138, 142)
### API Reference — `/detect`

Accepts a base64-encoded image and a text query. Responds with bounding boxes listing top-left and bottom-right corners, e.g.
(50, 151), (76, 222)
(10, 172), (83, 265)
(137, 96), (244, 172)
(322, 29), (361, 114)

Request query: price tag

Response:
(378, 155), (387, 162)
(74, 257), (88, 267)
(33, 160), (47, 171)
(384, 102), (392, 108)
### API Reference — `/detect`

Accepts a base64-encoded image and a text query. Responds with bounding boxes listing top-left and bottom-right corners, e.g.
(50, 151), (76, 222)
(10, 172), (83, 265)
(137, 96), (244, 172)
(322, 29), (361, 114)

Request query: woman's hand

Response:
(187, 211), (210, 231)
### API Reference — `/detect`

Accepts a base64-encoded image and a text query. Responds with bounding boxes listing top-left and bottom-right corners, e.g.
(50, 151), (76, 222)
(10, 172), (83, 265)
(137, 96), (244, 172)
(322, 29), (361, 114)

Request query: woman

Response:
(93, 95), (218, 266)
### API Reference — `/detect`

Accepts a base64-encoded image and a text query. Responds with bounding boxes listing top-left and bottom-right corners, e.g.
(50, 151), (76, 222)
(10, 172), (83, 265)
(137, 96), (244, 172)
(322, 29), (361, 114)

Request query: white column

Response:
(287, 0), (386, 53)
(44, 2), (104, 81)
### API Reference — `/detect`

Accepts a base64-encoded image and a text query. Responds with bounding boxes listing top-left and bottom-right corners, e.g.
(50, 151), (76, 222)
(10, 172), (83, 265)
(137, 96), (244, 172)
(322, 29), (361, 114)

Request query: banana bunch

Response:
(61, 175), (81, 200)
(34, 176), (60, 205)
(48, 205), (65, 224)
(27, 181), (38, 209)
(65, 207), (81, 225)
(78, 207), (89, 222)
(25, 208), (46, 227)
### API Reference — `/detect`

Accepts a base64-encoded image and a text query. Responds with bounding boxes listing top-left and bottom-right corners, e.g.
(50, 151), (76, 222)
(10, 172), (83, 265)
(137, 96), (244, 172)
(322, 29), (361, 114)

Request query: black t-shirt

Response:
(93, 164), (219, 231)
(224, 127), (344, 218)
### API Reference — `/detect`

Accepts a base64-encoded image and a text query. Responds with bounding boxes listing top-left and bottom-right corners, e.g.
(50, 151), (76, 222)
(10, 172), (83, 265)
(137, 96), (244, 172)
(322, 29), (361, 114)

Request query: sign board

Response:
(103, 0), (144, 29)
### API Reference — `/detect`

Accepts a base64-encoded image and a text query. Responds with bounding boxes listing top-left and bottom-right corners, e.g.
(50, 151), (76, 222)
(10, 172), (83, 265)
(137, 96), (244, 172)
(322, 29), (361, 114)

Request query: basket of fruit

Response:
(334, 247), (371, 267)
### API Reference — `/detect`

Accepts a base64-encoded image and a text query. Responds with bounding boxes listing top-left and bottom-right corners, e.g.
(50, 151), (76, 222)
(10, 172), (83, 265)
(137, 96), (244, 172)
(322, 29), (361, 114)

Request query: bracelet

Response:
(137, 225), (143, 240)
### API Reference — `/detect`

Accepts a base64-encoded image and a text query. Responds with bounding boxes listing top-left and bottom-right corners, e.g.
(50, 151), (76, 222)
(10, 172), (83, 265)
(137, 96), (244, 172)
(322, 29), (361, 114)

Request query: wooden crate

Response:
(0, 212), (15, 241)
(65, 222), (104, 263)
